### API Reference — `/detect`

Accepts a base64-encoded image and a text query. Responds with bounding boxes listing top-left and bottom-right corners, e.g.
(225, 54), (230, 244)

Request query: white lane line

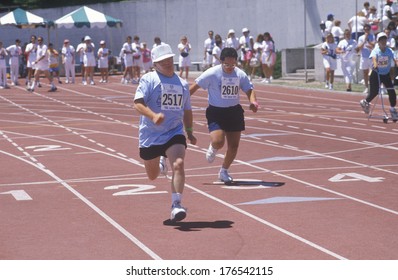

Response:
(184, 183), (347, 260)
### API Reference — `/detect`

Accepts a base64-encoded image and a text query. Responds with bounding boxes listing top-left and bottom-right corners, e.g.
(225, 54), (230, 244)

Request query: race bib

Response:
(221, 76), (239, 99)
(161, 83), (183, 110)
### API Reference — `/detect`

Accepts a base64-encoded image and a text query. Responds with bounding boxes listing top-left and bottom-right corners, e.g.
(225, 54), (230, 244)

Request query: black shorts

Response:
(139, 134), (187, 160)
(206, 104), (245, 132)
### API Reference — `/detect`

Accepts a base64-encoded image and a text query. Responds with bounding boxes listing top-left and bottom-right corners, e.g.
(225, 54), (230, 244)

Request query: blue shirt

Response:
(195, 65), (253, 108)
(370, 46), (395, 75)
(134, 71), (191, 148)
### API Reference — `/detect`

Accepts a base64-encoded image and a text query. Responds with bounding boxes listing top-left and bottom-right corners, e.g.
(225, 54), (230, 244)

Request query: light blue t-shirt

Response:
(134, 71), (191, 148)
(370, 46), (395, 75)
(195, 65), (253, 108)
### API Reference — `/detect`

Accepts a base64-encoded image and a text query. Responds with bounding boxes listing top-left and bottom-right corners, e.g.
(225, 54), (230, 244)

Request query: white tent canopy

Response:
(54, 6), (122, 29)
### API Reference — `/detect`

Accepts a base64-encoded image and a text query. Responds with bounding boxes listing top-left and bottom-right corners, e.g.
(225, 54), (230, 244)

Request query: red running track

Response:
(0, 75), (397, 260)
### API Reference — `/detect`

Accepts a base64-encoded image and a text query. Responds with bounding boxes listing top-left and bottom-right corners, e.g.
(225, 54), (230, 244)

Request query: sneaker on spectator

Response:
(360, 99), (370, 115)
(170, 202), (186, 222)
(329, 84), (333, 90)
(159, 156), (168, 176)
(206, 144), (217, 163)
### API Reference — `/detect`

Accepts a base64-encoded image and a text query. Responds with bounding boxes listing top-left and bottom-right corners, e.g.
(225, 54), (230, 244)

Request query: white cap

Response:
(84, 35), (92, 41)
(377, 32), (387, 41)
(100, 40), (105, 44)
(228, 29), (235, 34)
(242, 27), (249, 33)
(151, 44), (175, 62)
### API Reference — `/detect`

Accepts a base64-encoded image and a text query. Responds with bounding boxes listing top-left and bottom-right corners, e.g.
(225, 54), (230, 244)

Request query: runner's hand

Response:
(152, 113), (165, 125)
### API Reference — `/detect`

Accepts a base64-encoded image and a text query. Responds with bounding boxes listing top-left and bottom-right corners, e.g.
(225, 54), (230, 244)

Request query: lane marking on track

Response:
(0, 133), (161, 260)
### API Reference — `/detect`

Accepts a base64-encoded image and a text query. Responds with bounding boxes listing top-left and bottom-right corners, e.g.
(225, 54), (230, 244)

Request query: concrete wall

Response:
(281, 48), (314, 76)
(0, 0), (381, 66)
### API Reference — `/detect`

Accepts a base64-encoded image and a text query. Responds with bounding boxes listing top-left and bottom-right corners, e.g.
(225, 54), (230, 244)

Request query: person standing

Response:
(27, 36), (56, 92)
(239, 27), (254, 74)
(121, 36), (133, 84)
(6, 39), (22, 86)
(24, 35), (37, 87)
(203, 30), (215, 70)
(261, 32), (276, 83)
(225, 29), (240, 51)
(76, 37), (86, 84)
(189, 47), (258, 183)
(141, 42), (152, 73)
(82, 36), (96, 85)
(360, 32), (398, 121)
(178, 35), (191, 80)
(97, 40), (109, 83)
(133, 44), (196, 222)
(61, 39), (75, 84)
(0, 42), (8, 89)
(132, 35), (142, 84)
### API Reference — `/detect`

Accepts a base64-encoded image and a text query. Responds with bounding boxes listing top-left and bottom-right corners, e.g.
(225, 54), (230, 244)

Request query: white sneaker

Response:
(82, 80), (87, 85)
(206, 144), (217, 163)
(329, 84), (333, 90)
(170, 202), (186, 222)
(325, 82), (329, 89)
(360, 99), (370, 115)
(363, 87), (369, 94)
(159, 156), (168, 176)
(90, 80), (95, 85)
(219, 169), (233, 183)
(121, 78), (125, 84)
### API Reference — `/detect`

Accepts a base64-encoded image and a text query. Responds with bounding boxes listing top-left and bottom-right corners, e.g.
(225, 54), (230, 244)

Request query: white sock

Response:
(220, 167), (228, 173)
(172, 193), (182, 205)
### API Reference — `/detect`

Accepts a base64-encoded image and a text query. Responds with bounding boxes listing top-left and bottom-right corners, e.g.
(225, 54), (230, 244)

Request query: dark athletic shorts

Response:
(139, 134), (187, 160)
(206, 104), (245, 132)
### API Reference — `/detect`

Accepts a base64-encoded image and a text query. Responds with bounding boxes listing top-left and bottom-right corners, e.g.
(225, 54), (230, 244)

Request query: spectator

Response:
(141, 42), (152, 73)
(250, 34), (263, 81)
(355, 24), (375, 93)
(178, 35), (191, 80)
(331, 20), (344, 43)
(225, 29), (240, 50)
(212, 38), (223, 66)
(82, 36), (96, 85)
(336, 29), (357, 91)
(239, 27), (254, 74)
(61, 39), (75, 84)
(121, 36), (133, 84)
(152, 36), (165, 49)
(97, 40), (109, 83)
(0, 42), (8, 89)
(321, 33), (338, 90)
(6, 39), (22, 86)
(24, 35), (37, 87)
(348, 11), (368, 40)
(362, 2), (370, 17)
(322, 14), (334, 42)
(261, 32), (276, 83)
(132, 35), (142, 84)
(368, 6), (381, 33)
(203, 30), (215, 70)
(76, 37), (86, 84)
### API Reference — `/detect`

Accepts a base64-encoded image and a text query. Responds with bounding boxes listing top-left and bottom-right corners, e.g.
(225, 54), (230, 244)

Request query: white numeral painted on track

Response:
(25, 145), (71, 152)
(104, 184), (168, 196)
(0, 190), (32, 201)
(329, 173), (384, 183)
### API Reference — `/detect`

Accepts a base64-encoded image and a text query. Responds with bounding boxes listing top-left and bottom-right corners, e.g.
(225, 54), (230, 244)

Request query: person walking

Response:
(189, 47), (258, 183)
(47, 43), (62, 84)
(321, 33), (338, 90)
(360, 32), (398, 121)
(24, 35), (37, 87)
(27, 36), (56, 92)
(133, 44), (197, 222)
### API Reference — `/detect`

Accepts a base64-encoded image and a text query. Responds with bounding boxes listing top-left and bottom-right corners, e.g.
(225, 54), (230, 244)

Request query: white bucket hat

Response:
(84, 35), (92, 41)
(152, 44), (175, 62)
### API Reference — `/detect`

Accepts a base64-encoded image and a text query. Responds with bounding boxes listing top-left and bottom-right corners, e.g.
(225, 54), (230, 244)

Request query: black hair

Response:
(220, 47), (238, 61)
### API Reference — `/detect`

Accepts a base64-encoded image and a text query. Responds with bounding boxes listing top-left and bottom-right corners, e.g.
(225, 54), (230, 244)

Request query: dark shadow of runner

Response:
(163, 220), (234, 232)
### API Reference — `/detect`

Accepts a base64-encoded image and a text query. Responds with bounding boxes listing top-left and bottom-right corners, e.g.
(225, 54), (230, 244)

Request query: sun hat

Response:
(151, 44), (175, 63)
(228, 29), (235, 34)
(84, 35), (91, 41)
(242, 27), (249, 33)
(100, 40), (105, 44)
(63, 39), (69, 44)
(377, 32), (387, 41)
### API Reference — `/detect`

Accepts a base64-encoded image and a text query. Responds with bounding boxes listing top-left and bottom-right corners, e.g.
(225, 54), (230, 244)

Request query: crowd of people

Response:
(0, 27), (277, 90)
(321, 0), (398, 120)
